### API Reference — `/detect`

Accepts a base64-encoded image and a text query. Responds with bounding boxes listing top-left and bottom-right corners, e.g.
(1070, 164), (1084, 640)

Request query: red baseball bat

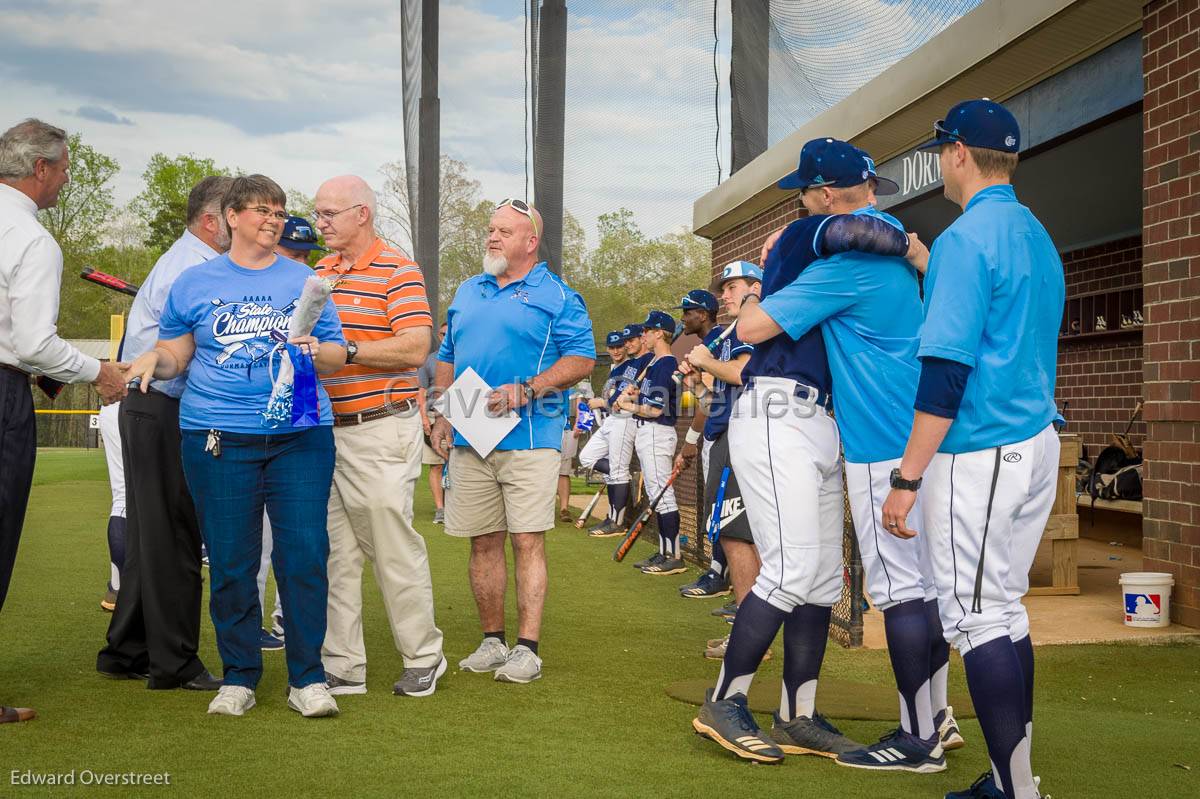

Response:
(80, 266), (139, 297)
(613, 464), (684, 562)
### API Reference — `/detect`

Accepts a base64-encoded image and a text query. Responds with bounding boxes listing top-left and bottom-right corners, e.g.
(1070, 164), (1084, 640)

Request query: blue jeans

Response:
(181, 426), (334, 689)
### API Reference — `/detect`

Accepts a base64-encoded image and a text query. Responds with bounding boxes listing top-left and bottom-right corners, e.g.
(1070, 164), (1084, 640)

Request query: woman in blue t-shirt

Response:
(125, 175), (346, 719)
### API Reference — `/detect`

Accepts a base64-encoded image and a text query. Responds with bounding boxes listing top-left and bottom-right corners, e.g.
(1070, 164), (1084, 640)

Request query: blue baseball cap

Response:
(279, 216), (326, 252)
(621, 323), (644, 339)
(605, 331), (626, 347)
(717, 260), (763, 286)
(918, 99), (1020, 153)
(642, 310), (676, 333)
(778, 138), (899, 196)
(673, 289), (718, 313)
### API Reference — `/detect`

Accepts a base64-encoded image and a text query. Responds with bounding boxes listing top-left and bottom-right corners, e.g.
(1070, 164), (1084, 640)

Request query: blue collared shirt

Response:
(438, 261), (595, 451)
(919, 184), (1064, 453)
(758, 206), (922, 463)
(121, 230), (220, 398)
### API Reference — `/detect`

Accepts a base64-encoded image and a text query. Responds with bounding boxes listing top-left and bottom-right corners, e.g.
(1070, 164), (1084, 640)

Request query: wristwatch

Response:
(889, 468), (922, 491)
(521, 380), (537, 404)
(345, 340), (358, 364)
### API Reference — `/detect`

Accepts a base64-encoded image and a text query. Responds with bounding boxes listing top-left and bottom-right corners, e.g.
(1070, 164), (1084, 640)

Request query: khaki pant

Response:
(445, 447), (560, 536)
(322, 413), (444, 679)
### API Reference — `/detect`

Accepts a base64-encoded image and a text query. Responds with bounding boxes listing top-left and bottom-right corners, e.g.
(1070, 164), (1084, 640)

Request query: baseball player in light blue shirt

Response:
(880, 100), (1065, 799)
(757, 143), (962, 772)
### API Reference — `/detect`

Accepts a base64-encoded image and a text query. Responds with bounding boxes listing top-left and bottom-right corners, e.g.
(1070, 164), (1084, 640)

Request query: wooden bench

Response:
(1029, 434), (1081, 596)
(1076, 495), (1143, 515)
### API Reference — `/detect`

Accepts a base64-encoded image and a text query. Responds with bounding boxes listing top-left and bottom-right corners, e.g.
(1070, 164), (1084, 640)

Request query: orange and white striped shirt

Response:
(315, 238), (432, 415)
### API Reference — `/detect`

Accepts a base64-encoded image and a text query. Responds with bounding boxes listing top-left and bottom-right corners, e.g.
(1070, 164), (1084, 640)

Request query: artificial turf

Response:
(1, 449), (1196, 798)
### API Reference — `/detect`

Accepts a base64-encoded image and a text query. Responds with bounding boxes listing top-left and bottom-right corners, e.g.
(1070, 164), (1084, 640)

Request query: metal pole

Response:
(534, 0), (566, 274)
(730, 0), (769, 173)
(417, 0), (441, 322)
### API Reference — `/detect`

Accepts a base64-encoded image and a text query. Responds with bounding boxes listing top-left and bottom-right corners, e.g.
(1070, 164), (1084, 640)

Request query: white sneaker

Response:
(493, 644), (542, 684)
(287, 683), (340, 718)
(207, 686), (255, 716)
(458, 637), (510, 673)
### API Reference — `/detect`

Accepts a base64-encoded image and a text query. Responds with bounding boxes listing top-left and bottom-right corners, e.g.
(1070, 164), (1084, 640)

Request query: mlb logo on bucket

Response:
(1124, 592), (1161, 622)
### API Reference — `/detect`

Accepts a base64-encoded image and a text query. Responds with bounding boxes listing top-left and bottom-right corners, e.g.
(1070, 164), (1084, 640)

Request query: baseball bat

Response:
(613, 464), (683, 562)
(574, 485), (605, 529)
(80, 266), (139, 297)
(673, 320), (738, 384)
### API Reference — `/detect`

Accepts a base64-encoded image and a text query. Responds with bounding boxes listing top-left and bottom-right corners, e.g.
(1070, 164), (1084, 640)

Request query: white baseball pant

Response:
(578, 413), (636, 484)
(845, 457), (936, 610)
(633, 419), (677, 514)
(727, 377), (843, 611)
(921, 424), (1060, 654)
(98, 402), (125, 518)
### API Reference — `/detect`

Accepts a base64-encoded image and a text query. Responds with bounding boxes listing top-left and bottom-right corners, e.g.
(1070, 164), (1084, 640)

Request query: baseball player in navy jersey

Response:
(692, 139), (942, 764)
(579, 324), (647, 536)
(749, 138), (963, 773)
(613, 311), (682, 574)
(880, 100), (1063, 799)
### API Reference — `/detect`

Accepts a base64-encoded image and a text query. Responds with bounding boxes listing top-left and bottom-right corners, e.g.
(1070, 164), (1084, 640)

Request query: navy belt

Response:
(743, 377), (832, 412)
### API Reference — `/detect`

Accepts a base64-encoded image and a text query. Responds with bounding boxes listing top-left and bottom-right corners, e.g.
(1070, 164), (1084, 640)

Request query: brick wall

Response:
(711, 196), (802, 273)
(1141, 0), (1200, 628)
(1057, 237), (1146, 456)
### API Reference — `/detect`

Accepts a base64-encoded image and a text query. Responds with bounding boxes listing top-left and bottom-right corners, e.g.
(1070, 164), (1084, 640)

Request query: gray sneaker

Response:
(493, 644), (542, 684)
(642, 556), (687, 575)
(459, 637), (510, 673)
(324, 671), (367, 696)
(393, 656), (447, 697)
(633, 552), (664, 570)
(433, 508), (445, 524)
(588, 521), (622, 538)
(769, 711), (862, 758)
(692, 689), (784, 763)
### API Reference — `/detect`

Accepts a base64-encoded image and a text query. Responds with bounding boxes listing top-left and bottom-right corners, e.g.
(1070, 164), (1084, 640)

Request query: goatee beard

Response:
(482, 253), (508, 276)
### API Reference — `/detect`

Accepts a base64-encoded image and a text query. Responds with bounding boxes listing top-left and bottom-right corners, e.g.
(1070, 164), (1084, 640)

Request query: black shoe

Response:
(181, 670), (223, 691)
(97, 666), (149, 681)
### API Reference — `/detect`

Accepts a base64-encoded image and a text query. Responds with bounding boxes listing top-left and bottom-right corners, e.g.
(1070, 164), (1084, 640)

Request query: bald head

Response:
(314, 174), (378, 258)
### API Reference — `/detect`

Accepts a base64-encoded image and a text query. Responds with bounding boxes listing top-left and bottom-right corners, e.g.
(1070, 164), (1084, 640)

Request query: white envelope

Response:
(432, 366), (519, 458)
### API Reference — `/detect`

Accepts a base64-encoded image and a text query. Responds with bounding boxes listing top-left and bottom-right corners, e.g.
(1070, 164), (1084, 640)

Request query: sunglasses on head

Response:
(497, 198), (539, 238)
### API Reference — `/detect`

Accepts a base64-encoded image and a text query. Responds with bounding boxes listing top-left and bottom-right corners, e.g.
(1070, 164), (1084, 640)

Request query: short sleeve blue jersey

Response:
(741, 216), (834, 397)
(701, 324), (753, 441)
(758, 206), (922, 462)
(918, 184), (1065, 453)
(637, 354), (678, 426)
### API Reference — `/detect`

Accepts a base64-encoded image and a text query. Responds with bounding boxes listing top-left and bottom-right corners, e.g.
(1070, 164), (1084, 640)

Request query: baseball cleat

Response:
(680, 570), (732, 598)
(692, 689), (784, 764)
(711, 600), (738, 619)
(944, 771), (1006, 798)
(836, 727), (946, 773)
(588, 521), (623, 538)
(704, 636), (771, 662)
(100, 587), (117, 612)
(642, 556), (687, 575)
(936, 705), (966, 750)
(633, 552), (664, 570)
(769, 711), (862, 758)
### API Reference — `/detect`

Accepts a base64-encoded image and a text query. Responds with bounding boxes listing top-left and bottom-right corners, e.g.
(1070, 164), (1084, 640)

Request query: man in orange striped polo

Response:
(313, 175), (446, 698)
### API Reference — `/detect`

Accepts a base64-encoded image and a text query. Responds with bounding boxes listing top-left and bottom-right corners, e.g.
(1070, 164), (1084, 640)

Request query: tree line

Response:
(49, 134), (713, 343)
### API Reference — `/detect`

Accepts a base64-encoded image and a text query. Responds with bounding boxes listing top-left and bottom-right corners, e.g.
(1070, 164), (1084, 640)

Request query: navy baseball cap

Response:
(279, 216), (326, 252)
(673, 289), (718, 313)
(778, 138), (899, 196)
(642, 310), (676, 333)
(717, 260), (764, 286)
(622, 323), (644, 339)
(605, 331), (625, 347)
(918, 99), (1020, 153)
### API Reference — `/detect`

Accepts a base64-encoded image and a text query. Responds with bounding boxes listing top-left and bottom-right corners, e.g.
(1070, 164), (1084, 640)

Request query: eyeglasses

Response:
(313, 204), (364, 222)
(932, 120), (964, 143)
(496, 198), (539, 238)
(245, 206), (289, 221)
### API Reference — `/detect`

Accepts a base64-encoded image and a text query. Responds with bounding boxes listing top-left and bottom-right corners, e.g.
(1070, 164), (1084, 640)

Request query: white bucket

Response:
(1118, 572), (1174, 628)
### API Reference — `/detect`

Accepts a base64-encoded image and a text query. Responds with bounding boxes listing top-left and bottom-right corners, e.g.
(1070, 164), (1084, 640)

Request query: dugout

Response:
(692, 0), (1199, 628)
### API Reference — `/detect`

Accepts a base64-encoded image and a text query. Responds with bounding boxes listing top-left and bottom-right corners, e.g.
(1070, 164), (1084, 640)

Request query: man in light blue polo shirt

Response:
(430, 198), (595, 684)
(880, 100), (1064, 799)
(753, 140), (961, 773)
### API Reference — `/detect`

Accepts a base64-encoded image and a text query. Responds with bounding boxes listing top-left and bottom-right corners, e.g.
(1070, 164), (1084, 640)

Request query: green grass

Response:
(1, 449), (1197, 797)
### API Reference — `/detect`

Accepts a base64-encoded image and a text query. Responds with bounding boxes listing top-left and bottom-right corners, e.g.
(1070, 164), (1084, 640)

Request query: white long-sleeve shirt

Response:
(0, 182), (100, 383)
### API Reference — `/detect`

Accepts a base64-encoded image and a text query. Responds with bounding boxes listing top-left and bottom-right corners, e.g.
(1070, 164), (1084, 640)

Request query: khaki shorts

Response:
(422, 441), (444, 466)
(445, 447), (560, 536)
(559, 429), (579, 476)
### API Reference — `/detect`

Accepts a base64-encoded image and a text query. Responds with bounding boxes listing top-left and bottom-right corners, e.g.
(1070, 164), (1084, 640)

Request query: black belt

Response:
(333, 399), (415, 427)
(743, 377), (832, 412)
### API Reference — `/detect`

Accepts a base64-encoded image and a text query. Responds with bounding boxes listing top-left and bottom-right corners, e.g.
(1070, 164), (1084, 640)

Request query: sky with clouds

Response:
(0, 0), (976, 246)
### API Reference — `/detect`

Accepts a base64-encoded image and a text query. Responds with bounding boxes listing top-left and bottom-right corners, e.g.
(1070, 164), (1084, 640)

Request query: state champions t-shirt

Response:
(159, 254), (345, 433)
